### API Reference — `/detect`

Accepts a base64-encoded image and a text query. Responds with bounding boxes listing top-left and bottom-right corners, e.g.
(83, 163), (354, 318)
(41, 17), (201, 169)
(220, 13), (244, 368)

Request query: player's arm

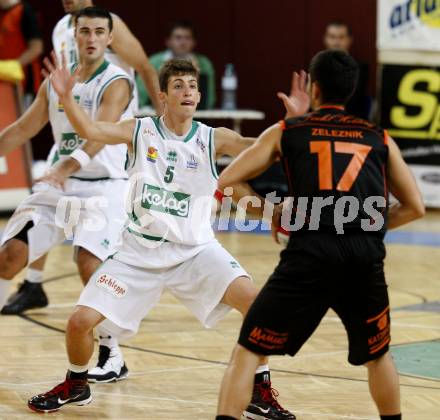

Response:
(43, 52), (134, 147)
(386, 136), (425, 229)
(0, 79), (49, 156)
(217, 124), (283, 218)
(214, 127), (256, 158)
(40, 79), (132, 187)
(110, 14), (162, 114)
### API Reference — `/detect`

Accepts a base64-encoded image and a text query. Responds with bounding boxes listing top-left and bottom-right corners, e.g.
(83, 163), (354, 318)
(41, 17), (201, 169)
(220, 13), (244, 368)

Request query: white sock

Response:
(256, 364), (270, 374)
(0, 278), (11, 310)
(26, 268), (43, 283)
(69, 363), (88, 373)
(96, 324), (118, 348)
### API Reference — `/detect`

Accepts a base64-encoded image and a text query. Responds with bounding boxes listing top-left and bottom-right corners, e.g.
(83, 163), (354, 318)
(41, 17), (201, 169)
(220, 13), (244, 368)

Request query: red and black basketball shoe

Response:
(28, 373), (91, 413)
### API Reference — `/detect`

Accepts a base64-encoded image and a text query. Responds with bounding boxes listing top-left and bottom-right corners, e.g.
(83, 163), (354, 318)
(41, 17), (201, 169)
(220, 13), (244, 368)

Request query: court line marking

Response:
(16, 314), (440, 391)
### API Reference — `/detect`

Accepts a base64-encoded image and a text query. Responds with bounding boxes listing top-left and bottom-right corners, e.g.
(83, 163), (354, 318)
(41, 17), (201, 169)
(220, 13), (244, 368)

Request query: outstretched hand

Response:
(42, 51), (80, 100)
(277, 70), (310, 119)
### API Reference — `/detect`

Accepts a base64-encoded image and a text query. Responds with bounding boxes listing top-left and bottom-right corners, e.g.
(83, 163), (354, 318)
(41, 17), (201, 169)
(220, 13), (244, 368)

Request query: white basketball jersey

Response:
(52, 14), (138, 109)
(47, 61), (134, 180)
(125, 117), (219, 246)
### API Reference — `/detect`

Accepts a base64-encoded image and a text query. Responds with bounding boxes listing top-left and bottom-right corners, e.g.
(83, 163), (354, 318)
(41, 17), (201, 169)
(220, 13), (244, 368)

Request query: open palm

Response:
(42, 51), (79, 99)
(277, 70), (310, 119)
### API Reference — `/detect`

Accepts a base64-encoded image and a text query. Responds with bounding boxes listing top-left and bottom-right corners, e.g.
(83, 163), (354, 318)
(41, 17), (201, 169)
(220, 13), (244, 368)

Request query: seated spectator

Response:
(137, 20), (216, 109)
(0, 0), (43, 101)
(323, 21), (370, 120)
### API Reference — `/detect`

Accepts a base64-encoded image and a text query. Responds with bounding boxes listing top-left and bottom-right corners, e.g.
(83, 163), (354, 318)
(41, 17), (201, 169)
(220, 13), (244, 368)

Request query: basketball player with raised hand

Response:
(215, 50), (425, 420)
(0, 5), (134, 383)
(3, 0), (162, 383)
(27, 57), (296, 419)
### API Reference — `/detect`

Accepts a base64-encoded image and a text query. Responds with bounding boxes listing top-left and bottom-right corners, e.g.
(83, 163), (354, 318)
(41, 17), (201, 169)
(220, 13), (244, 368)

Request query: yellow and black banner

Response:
(380, 64), (440, 206)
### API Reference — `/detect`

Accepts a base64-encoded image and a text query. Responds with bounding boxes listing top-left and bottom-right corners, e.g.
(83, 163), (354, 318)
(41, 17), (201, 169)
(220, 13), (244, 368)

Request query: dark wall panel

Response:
(27, 0), (377, 155)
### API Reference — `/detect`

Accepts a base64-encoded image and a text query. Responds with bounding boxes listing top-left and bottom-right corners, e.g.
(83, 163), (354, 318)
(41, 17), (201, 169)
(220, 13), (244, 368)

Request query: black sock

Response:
(380, 415), (401, 420)
(254, 370), (271, 384)
(68, 370), (88, 381)
(216, 416), (238, 420)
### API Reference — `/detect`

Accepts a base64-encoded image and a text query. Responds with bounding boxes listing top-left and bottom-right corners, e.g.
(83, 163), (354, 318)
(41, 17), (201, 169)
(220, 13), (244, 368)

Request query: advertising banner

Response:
(380, 64), (440, 206)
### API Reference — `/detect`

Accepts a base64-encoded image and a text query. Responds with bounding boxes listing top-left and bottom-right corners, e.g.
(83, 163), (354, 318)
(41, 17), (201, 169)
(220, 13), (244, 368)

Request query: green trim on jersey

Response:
(127, 227), (170, 243)
(86, 60), (110, 84)
(208, 128), (219, 180)
(151, 116), (165, 139)
(128, 119), (141, 169)
(183, 121), (199, 142)
(96, 75), (130, 107)
(51, 150), (60, 166)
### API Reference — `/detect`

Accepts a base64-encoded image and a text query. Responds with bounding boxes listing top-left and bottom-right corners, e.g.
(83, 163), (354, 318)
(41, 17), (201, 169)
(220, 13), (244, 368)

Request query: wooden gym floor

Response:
(0, 211), (439, 419)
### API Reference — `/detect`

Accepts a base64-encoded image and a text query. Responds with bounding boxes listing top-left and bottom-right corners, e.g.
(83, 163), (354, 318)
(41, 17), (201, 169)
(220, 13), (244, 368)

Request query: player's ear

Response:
(311, 82), (320, 102)
(158, 91), (167, 103)
(107, 31), (113, 47)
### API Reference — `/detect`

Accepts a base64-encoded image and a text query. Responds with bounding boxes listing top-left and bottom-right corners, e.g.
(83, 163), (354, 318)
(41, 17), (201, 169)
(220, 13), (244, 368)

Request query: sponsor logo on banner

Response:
(147, 147), (158, 163)
(378, 0), (440, 51)
(0, 157), (7, 174)
(141, 184), (190, 217)
(380, 65), (440, 207)
(96, 273), (128, 298)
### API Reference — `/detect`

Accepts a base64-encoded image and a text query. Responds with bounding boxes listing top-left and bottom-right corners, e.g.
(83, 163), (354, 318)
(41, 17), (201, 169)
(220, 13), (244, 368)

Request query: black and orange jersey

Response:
(280, 106), (389, 236)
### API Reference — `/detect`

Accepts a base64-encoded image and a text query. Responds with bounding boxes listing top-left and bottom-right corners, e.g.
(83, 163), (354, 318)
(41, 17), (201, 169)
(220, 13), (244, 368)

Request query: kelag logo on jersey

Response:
(141, 184), (190, 217)
(389, 0), (440, 30)
(59, 132), (83, 155)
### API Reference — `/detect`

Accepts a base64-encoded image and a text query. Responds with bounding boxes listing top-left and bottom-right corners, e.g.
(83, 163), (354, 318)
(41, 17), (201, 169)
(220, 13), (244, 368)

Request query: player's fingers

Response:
(299, 70), (307, 91)
(41, 68), (50, 79)
(277, 92), (290, 105)
(292, 72), (299, 94)
(51, 50), (59, 69)
(43, 57), (56, 73)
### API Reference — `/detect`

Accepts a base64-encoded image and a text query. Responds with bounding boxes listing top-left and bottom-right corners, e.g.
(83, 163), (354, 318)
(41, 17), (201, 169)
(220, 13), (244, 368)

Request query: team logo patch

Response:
(167, 150), (178, 163)
(141, 183), (190, 217)
(147, 147), (158, 163)
(186, 154), (198, 170)
(96, 274), (128, 298)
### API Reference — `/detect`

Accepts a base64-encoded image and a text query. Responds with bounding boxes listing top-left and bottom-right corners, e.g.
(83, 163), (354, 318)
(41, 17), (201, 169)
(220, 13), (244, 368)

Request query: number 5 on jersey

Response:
(164, 165), (175, 183)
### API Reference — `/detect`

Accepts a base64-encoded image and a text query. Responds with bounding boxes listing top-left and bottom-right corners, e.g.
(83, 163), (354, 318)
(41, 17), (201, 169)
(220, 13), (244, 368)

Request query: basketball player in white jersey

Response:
(3, 0), (162, 317)
(0, 7), (134, 383)
(2, 0), (162, 382)
(27, 58), (296, 419)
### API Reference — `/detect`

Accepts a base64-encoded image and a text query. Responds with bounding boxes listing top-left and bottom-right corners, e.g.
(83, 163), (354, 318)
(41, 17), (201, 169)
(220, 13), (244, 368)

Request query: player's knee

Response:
(76, 247), (100, 284)
(364, 351), (388, 368)
(0, 240), (27, 279)
(67, 309), (95, 336)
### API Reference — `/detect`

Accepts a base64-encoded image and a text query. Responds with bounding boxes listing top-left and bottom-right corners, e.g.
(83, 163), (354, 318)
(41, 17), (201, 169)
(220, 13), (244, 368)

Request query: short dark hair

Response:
(167, 20), (196, 39)
(75, 6), (113, 32)
(309, 49), (359, 105)
(159, 59), (199, 92)
(326, 20), (352, 36)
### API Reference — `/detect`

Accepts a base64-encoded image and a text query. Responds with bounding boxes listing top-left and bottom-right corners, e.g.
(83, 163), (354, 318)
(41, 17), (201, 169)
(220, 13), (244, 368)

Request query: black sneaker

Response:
(87, 345), (129, 383)
(243, 381), (296, 420)
(1, 280), (48, 314)
(28, 375), (92, 413)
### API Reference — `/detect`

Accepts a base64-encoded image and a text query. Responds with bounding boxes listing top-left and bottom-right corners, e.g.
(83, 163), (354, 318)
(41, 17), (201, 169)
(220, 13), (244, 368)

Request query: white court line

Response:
(129, 364), (219, 376)
(93, 391), (377, 419)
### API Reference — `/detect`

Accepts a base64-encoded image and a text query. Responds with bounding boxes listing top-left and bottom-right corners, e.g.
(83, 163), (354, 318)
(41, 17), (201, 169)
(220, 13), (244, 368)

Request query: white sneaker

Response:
(87, 345), (129, 383)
